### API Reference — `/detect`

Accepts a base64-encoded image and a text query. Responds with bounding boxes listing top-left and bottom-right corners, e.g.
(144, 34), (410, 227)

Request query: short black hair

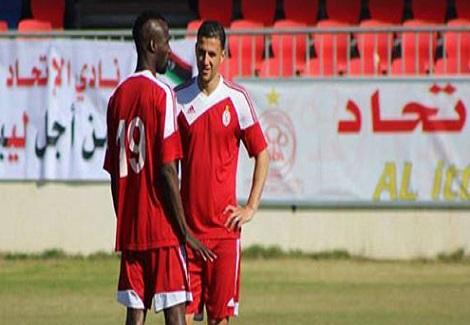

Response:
(197, 20), (226, 49)
(132, 10), (167, 53)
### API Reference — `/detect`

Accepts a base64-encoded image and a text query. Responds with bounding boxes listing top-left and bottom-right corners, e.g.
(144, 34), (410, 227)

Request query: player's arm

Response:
(160, 161), (217, 261)
(225, 148), (269, 230)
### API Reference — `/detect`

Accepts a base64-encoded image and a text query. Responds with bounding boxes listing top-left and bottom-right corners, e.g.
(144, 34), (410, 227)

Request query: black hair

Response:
(132, 10), (167, 53)
(197, 20), (226, 49)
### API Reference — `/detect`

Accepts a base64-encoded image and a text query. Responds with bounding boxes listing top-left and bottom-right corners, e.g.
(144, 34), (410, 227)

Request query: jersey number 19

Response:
(116, 117), (146, 177)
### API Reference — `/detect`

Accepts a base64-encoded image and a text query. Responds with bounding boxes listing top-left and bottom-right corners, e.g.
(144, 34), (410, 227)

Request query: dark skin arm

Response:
(160, 161), (217, 262)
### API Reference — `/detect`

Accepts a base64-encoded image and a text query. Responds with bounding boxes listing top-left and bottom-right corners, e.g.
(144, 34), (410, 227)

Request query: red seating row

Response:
(192, 0), (470, 28)
(218, 18), (470, 78)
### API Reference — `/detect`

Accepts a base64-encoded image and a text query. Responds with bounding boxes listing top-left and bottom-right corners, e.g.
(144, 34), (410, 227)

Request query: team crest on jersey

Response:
(222, 105), (231, 127)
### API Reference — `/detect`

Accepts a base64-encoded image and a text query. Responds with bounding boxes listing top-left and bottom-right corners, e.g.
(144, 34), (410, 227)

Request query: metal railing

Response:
(1, 25), (470, 79)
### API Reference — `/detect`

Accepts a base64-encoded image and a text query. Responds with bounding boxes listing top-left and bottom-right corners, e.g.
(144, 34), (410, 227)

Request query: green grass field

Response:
(1, 253), (470, 325)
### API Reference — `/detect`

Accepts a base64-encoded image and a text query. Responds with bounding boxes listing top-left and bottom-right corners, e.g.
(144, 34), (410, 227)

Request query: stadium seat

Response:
(225, 19), (264, 78)
(411, 0), (447, 24)
(353, 20), (394, 74)
(444, 19), (470, 64)
(434, 57), (470, 75)
(31, 0), (65, 29)
(0, 20), (8, 31)
(303, 57), (339, 76)
(312, 19), (350, 73)
(198, 0), (233, 27)
(186, 19), (202, 38)
(349, 58), (379, 75)
(455, 0), (470, 20)
(259, 58), (297, 78)
(391, 57), (428, 75)
(283, 0), (318, 26)
(0, 0), (22, 29)
(18, 19), (52, 31)
(368, 0), (404, 24)
(391, 19), (437, 75)
(259, 20), (308, 78)
(325, 0), (361, 24)
(241, 0), (276, 26)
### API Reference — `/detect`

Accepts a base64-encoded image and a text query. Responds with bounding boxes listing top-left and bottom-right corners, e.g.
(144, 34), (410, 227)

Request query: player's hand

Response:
(224, 205), (255, 231)
(186, 234), (217, 262)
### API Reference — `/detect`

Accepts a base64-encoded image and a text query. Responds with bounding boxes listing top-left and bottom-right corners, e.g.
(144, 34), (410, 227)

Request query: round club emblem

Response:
(222, 106), (231, 127)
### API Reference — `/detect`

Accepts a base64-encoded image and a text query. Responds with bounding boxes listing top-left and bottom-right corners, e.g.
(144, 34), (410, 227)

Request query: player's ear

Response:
(221, 48), (226, 62)
(149, 39), (157, 53)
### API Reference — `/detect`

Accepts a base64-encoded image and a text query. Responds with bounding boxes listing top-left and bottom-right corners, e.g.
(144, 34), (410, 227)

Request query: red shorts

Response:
(186, 238), (241, 320)
(117, 246), (192, 312)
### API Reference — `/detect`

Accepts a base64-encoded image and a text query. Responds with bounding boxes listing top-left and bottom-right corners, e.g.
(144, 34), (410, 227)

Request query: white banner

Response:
(0, 38), (194, 180)
(2, 39), (469, 204)
(237, 80), (470, 204)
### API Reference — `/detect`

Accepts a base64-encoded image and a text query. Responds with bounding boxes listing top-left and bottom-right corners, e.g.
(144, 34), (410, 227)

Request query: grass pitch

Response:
(1, 253), (470, 324)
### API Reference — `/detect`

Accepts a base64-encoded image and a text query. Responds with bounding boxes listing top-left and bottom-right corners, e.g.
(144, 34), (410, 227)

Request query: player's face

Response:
(196, 36), (225, 83)
(154, 21), (171, 74)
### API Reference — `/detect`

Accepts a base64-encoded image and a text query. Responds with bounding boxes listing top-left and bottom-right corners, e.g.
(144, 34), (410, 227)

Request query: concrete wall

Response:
(1, 182), (469, 259)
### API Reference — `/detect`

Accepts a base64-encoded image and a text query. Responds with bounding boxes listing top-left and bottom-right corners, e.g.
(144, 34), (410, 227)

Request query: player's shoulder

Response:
(221, 78), (254, 109)
(122, 70), (173, 94)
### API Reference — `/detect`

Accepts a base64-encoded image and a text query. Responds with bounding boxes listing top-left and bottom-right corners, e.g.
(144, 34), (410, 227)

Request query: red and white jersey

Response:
(104, 70), (182, 251)
(175, 76), (267, 239)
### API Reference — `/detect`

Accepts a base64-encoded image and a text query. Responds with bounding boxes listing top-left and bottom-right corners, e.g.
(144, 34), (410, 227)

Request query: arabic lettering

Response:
(338, 84), (467, 133)
(81, 113), (106, 160)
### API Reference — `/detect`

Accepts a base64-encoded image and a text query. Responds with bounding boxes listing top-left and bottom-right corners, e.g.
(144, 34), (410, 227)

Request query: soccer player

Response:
(104, 11), (215, 325)
(175, 21), (269, 325)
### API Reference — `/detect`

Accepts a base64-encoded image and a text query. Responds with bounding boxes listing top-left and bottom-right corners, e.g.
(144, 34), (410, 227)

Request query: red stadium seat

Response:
(368, 0), (404, 24)
(31, 0), (65, 29)
(271, 20), (308, 66)
(353, 20), (394, 74)
(284, 0), (318, 26)
(455, 0), (470, 20)
(198, 0), (233, 27)
(325, 0), (361, 24)
(391, 19), (437, 75)
(258, 58), (297, 78)
(186, 19), (202, 38)
(312, 19), (350, 73)
(349, 58), (380, 75)
(434, 57), (470, 75)
(391, 57), (427, 75)
(0, 20), (8, 31)
(411, 0), (447, 24)
(259, 20), (308, 77)
(241, 0), (276, 26)
(225, 20), (264, 78)
(18, 19), (52, 31)
(303, 58), (337, 76)
(444, 19), (470, 64)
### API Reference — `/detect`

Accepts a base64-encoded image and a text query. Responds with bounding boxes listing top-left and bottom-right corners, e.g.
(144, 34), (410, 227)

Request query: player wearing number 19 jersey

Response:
(103, 11), (215, 325)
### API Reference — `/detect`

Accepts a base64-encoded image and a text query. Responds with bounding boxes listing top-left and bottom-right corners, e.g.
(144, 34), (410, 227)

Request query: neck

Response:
(198, 74), (221, 96)
(135, 56), (156, 75)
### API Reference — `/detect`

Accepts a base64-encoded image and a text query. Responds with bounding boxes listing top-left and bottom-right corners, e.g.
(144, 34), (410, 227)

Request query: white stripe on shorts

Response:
(117, 290), (145, 309)
(153, 290), (193, 313)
